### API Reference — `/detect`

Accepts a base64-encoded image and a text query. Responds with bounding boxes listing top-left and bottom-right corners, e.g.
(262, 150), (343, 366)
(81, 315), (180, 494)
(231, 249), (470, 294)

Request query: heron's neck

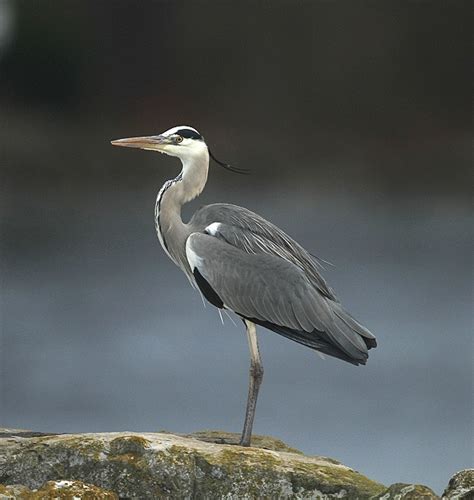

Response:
(154, 150), (209, 270)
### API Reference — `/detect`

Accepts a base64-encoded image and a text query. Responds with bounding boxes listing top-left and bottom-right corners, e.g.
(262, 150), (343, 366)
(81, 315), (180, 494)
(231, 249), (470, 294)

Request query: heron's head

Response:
(111, 125), (207, 161)
(111, 125), (248, 174)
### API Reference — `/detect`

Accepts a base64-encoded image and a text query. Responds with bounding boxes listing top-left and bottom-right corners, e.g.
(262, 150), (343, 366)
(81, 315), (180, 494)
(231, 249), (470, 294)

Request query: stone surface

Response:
(0, 483), (31, 499)
(0, 480), (118, 499)
(0, 428), (452, 499)
(374, 482), (439, 499)
(187, 430), (304, 454)
(442, 469), (474, 499)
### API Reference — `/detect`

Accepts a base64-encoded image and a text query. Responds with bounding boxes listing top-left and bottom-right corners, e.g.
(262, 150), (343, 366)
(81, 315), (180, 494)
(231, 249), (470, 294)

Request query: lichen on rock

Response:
(0, 480), (117, 499)
(188, 430), (304, 454)
(442, 469), (474, 499)
(0, 428), (462, 499)
(373, 482), (439, 499)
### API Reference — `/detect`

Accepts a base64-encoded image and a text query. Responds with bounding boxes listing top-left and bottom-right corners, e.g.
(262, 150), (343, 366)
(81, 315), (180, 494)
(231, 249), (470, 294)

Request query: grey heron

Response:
(111, 125), (377, 447)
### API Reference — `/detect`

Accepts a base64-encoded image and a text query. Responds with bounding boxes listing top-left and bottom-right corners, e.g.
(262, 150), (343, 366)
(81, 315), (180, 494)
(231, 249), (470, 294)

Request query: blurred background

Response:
(0, 0), (471, 493)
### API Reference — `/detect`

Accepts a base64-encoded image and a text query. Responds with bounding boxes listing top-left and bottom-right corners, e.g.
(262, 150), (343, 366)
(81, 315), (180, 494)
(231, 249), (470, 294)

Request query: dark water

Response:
(1, 184), (472, 494)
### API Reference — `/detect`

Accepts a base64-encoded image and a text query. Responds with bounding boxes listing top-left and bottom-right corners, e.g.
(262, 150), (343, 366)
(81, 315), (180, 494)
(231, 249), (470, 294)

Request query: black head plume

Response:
(208, 147), (250, 175)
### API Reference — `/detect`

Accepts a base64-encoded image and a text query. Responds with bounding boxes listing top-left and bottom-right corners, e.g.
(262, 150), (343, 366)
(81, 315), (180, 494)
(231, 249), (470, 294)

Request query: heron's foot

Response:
(239, 436), (251, 447)
(189, 431), (244, 447)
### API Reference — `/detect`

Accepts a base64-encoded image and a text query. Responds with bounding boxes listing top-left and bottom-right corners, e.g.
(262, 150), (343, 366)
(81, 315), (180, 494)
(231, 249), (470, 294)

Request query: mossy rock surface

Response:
(188, 430), (305, 454)
(0, 480), (117, 499)
(373, 483), (439, 499)
(442, 469), (474, 499)
(0, 428), (446, 499)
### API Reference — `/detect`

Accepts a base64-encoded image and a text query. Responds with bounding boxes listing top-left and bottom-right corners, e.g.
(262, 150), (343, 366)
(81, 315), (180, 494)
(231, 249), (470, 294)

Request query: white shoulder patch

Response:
(185, 235), (204, 271)
(205, 222), (221, 236)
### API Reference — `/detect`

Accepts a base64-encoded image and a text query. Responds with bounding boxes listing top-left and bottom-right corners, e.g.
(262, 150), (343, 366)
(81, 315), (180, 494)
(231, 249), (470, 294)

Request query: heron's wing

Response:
(186, 232), (376, 365)
(190, 203), (336, 300)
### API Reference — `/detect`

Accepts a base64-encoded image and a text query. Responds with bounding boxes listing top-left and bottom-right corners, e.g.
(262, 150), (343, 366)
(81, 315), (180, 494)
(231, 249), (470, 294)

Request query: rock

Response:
(0, 483), (31, 499)
(187, 430), (304, 454)
(0, 428), (445, 499)
(374, 482), (439, 499)
(442, 469), (474, 499)
(0, 480), (117, 499)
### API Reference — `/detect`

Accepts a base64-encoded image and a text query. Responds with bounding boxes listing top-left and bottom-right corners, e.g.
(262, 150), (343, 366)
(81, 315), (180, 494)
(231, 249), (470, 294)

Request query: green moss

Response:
(0, 481), (119, 500)
(32, 480), (118, 499)
(216, 448), (281, 469)
(163, 444), (196, 465)
(109, 435), (150, 457)
(196, 450), (282, 497)
(190, 430), (303, 454)
(374, 483), (439, 499)
(292, 462), (386, 498)
(152, 437), (385, 498)
(108, 453), (145, 465)
(0, 484), (31, 499)
(55, 436), (106, 460)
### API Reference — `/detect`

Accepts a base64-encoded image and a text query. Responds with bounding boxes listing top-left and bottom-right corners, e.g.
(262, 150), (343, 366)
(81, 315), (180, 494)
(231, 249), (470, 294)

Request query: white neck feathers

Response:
(154, 146), (209, 265)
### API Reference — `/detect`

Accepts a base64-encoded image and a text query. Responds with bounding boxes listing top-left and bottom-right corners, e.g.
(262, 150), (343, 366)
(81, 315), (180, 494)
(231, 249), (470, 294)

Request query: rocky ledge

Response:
(0, 428), (471, 499)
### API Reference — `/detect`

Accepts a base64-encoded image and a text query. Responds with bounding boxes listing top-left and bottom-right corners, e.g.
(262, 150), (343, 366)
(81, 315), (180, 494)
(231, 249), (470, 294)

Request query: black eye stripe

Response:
(176, 128), (202, 140)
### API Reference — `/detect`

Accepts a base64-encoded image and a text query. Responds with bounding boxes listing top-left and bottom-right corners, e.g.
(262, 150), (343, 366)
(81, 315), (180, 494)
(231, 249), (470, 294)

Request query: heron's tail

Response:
(249, 303), (376, 366)
(331, 302), (377, 351)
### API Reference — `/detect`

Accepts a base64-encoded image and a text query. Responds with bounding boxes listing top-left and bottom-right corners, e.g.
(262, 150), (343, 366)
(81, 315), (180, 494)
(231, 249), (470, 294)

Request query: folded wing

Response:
(186, 231), (376, 366)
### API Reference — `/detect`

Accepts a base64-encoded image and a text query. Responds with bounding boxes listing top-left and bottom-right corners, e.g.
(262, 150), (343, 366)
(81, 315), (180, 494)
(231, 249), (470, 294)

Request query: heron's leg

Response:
(240, 320), (264, 447)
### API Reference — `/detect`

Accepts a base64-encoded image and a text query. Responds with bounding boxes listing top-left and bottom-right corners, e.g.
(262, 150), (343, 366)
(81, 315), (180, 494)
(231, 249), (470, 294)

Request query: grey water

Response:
(1, 181), (471, 494)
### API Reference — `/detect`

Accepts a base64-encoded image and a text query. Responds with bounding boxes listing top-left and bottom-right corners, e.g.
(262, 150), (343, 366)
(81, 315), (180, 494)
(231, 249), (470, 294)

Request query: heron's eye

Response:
(175, 135), (183, 144)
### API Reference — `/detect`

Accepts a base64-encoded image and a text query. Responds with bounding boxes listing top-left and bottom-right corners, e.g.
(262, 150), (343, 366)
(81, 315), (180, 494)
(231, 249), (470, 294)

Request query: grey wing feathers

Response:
(190, 203), (336, 300)
(186, 232), (376, 365)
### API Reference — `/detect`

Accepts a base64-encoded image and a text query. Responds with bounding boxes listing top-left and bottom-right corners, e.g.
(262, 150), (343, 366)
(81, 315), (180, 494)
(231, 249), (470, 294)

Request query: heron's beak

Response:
(111, 134), (170, 152)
